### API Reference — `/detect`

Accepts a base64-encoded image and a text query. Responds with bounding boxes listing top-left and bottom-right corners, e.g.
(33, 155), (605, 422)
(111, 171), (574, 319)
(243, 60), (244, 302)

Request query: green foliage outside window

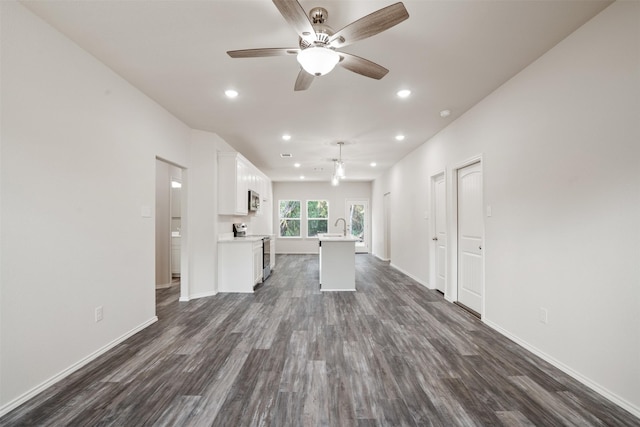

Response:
(349, 204), (365, 241)
(307, 200), (328, 237)
(279, 200), (301, 237)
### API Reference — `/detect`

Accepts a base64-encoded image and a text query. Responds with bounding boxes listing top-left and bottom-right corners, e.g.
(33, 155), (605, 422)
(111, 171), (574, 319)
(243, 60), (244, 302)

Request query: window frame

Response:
(306, 199), (329, 238)
(278, 199), (301, 238)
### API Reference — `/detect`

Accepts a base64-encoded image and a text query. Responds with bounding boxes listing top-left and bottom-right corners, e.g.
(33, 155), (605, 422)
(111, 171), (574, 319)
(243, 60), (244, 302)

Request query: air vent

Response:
(280, 153), (293, 158)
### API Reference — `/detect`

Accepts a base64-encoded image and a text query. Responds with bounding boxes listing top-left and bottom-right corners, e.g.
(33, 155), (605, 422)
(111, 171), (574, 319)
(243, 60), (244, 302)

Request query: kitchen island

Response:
(318, 234), (359, 291)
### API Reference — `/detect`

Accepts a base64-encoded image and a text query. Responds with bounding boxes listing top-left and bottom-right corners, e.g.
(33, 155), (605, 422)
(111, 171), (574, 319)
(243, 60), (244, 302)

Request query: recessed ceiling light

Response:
(300, 175), (305, 180)
(282, 134), (291, 141)
(397, 89), (411, 98)
(370, 162), (377, 167)
(395, 134), (405, 141)
(294, 163), (301, 168)
(224, 89), (238, 98)
(440, 109), (451, 118)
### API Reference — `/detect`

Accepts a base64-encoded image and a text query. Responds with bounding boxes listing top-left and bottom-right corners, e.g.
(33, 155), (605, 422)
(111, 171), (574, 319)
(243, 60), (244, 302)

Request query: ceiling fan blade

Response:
(338, 53), (389, 80)
(329, 2), (409, 48)
(272, 0), (316, 43)
(294, 68), (314, 91)
(227, 48), (299, 58)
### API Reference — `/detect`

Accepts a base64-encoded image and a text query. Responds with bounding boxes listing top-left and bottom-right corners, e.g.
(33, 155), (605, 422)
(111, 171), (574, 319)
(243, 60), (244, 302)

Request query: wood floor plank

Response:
(2, 254), (638, 427)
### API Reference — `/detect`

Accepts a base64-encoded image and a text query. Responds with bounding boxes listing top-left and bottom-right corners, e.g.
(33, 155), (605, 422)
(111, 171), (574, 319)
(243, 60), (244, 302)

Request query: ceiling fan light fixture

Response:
(297, 47), (340, 76)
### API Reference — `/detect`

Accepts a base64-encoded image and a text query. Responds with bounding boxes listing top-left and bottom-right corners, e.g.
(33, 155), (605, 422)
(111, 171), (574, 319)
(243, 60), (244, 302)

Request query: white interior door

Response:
(457, 162), (484, 314)
(346, 200), (369, 253)
(433, 174), (446, 293)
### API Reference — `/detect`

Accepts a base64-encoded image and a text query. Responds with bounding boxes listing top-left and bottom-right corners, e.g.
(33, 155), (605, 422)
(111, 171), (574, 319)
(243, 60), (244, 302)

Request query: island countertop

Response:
(317, 233), (359, 242)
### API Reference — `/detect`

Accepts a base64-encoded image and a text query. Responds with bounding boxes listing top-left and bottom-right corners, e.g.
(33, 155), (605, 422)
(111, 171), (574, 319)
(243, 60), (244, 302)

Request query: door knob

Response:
(479, 245), (482, 250)
(432, 237), (438, 241)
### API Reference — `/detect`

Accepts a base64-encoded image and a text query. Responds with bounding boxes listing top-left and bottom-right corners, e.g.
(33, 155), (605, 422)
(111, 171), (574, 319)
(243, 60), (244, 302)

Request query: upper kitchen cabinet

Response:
(218, 152), (270, 216)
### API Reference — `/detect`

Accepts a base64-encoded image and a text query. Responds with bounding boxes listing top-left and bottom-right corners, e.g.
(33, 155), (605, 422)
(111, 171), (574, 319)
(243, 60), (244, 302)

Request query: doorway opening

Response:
(155, 158), (186, 307)
(431, 172), (446, 294)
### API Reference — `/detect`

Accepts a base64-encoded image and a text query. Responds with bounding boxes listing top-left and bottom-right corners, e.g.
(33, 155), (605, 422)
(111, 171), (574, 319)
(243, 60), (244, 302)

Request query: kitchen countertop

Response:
(317, 234), (360, 242)
(218, 234), (274, 243)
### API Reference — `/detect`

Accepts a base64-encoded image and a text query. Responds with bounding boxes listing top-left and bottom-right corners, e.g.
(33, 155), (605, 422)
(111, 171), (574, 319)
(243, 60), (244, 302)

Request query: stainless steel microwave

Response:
(248, 190), (260, 212)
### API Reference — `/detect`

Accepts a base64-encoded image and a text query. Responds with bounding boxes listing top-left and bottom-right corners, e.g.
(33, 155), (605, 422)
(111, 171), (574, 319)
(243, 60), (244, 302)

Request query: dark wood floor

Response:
(2, 255), (638, 426)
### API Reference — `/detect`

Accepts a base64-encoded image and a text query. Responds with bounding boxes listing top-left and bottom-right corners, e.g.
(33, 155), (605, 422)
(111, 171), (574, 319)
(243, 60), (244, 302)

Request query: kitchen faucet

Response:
(335, 218), (347, 237)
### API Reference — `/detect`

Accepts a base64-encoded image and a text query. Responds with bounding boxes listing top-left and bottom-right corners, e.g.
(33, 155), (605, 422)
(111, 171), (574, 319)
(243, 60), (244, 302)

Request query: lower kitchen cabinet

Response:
(253, 241), (262, 285)
(218, 238), (263, 293)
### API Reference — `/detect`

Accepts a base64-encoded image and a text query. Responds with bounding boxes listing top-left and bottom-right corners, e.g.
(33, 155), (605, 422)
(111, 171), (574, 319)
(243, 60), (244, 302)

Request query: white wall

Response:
(372, 1), (640, 414)
(0, 2), (224, 413)
(274, 181), (372, 254)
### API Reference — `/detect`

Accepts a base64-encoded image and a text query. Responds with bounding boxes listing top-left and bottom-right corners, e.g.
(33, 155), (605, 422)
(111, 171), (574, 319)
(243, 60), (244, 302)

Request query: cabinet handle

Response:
(432, 237), (438, 241)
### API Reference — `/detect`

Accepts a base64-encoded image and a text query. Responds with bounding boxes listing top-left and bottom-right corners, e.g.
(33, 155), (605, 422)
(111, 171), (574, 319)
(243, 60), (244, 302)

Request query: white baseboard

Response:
(0, 316), (158, 418)
(483, 319), (640, 419)
(373, 253), (390, 262)
(389, 263), (430, 288)
(187, 290), (217, 300)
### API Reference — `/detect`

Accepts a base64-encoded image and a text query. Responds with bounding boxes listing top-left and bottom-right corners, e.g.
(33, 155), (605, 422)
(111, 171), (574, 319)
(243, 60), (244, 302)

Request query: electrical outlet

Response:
(95, 306), (103, 322)
(539, 307), (548, 324)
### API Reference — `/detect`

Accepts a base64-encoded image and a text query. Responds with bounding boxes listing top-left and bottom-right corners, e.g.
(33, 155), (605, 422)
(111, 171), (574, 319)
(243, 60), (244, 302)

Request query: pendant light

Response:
(335, 142), (345, 178)
(331, 142), (345, 185)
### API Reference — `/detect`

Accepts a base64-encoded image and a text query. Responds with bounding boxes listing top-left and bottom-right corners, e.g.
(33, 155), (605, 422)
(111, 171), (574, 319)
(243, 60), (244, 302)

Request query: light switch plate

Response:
(141, 206), (152, 218)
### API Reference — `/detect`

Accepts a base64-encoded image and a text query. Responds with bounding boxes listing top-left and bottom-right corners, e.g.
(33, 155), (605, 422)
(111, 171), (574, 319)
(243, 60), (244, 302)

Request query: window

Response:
(307, 200), (329, 237)
(279, 200), (301, 237)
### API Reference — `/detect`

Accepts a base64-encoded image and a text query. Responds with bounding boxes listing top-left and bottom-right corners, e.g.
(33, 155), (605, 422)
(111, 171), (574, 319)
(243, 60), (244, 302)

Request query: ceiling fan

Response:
(227, 0), (409, 91)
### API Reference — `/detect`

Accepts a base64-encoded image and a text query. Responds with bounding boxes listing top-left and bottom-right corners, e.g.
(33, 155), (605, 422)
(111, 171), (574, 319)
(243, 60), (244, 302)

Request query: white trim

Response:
(429, 170), (446, 294)
(483, 319), (640, 419)
(345, 198), (371, 254)
(187, 290), (217, 300)
(373, 253), (390, 262)
(389, 263), (431, 289)
(0, 316), (158, 418)
(448, 155), (484, 313)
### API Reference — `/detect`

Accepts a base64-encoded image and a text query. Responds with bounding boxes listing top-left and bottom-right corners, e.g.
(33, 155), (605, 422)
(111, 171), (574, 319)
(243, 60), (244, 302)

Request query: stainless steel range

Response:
(232, 223), (271, 283)
(262, 236), (271, 281)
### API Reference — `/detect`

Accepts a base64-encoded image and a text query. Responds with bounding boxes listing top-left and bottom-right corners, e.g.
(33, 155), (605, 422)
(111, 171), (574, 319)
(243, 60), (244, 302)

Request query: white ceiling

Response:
(22, 0), (611, 182)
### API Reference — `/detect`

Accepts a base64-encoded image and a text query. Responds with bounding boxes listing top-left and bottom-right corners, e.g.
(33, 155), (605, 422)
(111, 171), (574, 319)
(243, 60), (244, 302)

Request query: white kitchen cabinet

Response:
(218, 238), (263, 293)
(218, 152), (271, 217)
(218, 152), (250, 215)
(253, 240), (263, 285)
(318, 235), (358, 291)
